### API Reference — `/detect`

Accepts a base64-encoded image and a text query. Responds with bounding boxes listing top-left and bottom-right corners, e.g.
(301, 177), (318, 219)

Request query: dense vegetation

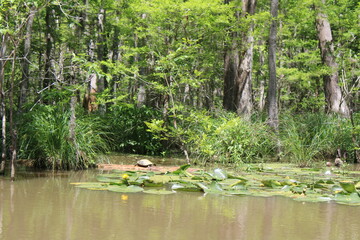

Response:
(0, 0), (359, 176)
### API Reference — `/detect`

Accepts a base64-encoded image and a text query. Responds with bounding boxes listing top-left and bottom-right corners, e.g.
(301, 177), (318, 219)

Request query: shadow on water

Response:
(1, 159), (360, 240)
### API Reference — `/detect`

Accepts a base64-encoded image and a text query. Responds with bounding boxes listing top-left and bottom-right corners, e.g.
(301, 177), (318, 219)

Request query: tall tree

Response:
(267, 0), (279, 131)
(315, 0), (350, 117)
(44, 5), (56, 91)
(19, 6), (37, 110)
(0, 34), (7, 174)
(235, 0), (256, 116)
(223, 0), (256, 117)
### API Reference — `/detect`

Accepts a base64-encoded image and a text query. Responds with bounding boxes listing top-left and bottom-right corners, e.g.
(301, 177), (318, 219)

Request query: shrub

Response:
(105, 104), (164, 155)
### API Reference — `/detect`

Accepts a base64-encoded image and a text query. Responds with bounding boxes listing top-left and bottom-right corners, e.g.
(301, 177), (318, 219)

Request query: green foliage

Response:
(18, 105), (109, 169)
(105, 104), (164, 155)
(155, 110), (276, 164)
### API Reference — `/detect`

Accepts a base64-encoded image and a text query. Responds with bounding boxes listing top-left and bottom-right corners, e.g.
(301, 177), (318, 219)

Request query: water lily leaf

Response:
(227, 174), (248, 181)
(326, 180), (335, 184)
(97, 175), (120, 182)
(334, 192), (360, 205)
(261, 180), (282, 188)
(229, 180), (247, 187)
(107, 185), (144, 193)
(281, 185), (292, 191)
(213, 168), (227, 180)
(143, 179), (164, 187)
(203, 181), (224, 194)
(172, 164), (191, 174)
(339, 181), (357, 193)
(339, 181), (356, 193)
(71, 182), (108, 190)
(331, 185), (344, 194)
(171, 183), (202, 192)
(290, 186), (307, 194)
(143, 189), (175, 195)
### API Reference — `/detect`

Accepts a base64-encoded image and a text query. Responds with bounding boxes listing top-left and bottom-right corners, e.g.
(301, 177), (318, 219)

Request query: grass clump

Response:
(18, 105), (109, 170)
(280, 113), (356, 166)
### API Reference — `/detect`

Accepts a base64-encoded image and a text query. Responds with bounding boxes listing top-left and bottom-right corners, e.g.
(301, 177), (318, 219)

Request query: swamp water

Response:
(1, 157), (360, 240)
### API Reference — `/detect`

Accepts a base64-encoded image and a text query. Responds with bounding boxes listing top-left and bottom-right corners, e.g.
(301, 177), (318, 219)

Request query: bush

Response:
(162, 110), (277, 165)
(105, 104), (164, 155)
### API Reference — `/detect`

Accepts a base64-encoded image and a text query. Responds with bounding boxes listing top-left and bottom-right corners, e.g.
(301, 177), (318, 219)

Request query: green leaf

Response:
(143, 189), (175, 195)
(107, 185), (144, 193)
(339, 181), (357, 193)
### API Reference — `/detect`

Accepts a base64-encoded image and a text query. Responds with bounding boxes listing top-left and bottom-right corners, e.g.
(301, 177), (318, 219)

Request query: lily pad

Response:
(107, 185), (144, 193)
(339, 181), (357, 193)
(171, 183), (202, 192)
(334, 192), (360, 205)
(71, 182), (108, 190)
(143, 189), (175, 195)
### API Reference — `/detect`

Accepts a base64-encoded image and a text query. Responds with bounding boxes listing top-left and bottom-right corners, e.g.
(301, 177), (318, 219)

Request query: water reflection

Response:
(1, 171), (360, 240)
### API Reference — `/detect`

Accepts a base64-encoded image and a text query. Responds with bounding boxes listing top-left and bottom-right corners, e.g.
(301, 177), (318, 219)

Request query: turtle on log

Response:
(135, 159), (155, 168)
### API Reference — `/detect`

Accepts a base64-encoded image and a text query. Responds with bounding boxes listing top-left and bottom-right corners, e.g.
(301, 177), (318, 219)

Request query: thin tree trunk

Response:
(0, 35), (7, 174)
(69, 92), (79, 168)
(19, 7), (37, 110)
(350, 110), (360, 163)
(268, 0), (279, 131)
(97, 8), (107, 113)
(9, 47), (18, 181)
(44, 6), (55, 90)
(315, 0), (349, 117)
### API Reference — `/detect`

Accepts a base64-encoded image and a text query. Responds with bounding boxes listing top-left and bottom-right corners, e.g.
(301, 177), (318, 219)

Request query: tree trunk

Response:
(223, 40), (239, 112)
(235, 0), (256, 117)
(9, 47), (18, 181)
(223, 0), (256, 117)
(69, 91), (79, 167)
(0, 35), (7, 174)
(19, 7), (36, 111)
(83, 74), (98, 112)
(97, 8), (107, 113)
(44, 6), (56, 90)
(267, 0), (279, 131)
(315, 0), (349, 117)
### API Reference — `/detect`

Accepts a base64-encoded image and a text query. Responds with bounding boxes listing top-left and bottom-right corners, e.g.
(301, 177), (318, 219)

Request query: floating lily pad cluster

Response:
(71, 164), (360, 206)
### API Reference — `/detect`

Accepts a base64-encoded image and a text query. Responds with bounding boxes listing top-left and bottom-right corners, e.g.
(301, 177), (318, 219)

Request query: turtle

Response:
(135, 159), (155, 168)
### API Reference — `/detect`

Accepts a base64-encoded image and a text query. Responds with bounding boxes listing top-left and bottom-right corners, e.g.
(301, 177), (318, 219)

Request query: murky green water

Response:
(1, 162), (360, 240)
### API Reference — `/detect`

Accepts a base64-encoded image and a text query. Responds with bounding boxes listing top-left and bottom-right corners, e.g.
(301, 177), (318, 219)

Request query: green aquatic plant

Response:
(72, 164), (360, 205)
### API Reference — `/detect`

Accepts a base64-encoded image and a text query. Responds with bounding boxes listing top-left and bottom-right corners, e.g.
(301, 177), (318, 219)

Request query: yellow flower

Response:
(122, 174), (129, 180)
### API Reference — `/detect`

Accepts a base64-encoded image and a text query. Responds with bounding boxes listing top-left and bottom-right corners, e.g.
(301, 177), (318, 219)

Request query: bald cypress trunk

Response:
(235, 0), (256, 117)
(315, 0), (349, 117)
(19, 7), (36, 111)
(268, 0), (279, 131)
(223, 0), (256, 117)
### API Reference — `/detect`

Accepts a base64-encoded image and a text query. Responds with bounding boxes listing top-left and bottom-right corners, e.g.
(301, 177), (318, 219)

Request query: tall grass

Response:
(18, 105), (109, 169)
(280, 113), (354, 166)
